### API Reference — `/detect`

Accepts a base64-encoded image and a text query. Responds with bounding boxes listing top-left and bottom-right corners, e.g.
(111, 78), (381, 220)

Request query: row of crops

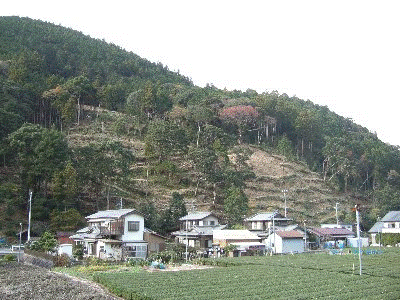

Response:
(94, 248), (400, 300)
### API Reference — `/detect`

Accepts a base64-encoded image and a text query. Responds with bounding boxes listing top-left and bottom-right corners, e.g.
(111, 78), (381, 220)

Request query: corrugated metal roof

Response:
(86, 209), (137, 219)
(309, 227), (355, 236)
(381, 211), (400, 222)
(179, 212), (213, 221)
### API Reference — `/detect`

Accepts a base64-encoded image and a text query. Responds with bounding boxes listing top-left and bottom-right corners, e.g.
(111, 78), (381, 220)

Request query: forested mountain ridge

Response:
(1, 16), (399, 240)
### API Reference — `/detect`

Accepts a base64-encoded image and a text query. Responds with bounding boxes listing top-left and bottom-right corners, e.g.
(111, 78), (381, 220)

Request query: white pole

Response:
(18, 223), (22, 263)
(185, 220), (188, 261)
(335, 203), (339, 226)
(356, 206), (362, 275)
(27, 190), (32, 243)
(273, 215), (276, 254)
(282, 189), (288, 218)
(304, 220), (307, 251)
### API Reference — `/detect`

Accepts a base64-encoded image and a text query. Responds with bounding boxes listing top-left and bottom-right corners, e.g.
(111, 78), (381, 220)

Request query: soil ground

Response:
(0, 263), (120, 300)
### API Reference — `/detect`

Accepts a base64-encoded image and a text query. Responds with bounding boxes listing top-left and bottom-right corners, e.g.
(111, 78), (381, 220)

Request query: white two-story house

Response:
(369, 211), (400, 245)
(70, 209), (151, 260)
(171, 212), (226, 249)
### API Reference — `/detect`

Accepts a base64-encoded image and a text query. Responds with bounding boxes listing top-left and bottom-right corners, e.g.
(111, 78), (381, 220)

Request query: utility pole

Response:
(185, 219), (188, 261)
(27, 190), (32, 243)
(354, 204), (362, 275)
(335, 202), (339, 226)
(18, 223), (22, 263)
(282, 189), (288, 218)
(303, 220), (307, 252)
(272, 214), (276, 254)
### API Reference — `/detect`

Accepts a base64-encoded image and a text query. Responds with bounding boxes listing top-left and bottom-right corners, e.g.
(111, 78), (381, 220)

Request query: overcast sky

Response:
(3, 1), (400, 146)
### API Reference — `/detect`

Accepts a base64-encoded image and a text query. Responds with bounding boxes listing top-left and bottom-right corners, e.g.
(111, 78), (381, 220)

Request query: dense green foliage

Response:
(1, 16), (400, 238)
(93, 249), (400, 299)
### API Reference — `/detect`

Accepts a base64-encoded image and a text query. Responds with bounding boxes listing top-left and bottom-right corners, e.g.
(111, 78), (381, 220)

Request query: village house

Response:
(369, 211), (400, 245)
(265, 230), (305, 254)
(70, 209), (165, 260)
(244, 211), (292, 232)
(213, 229), (264, 256)
(171, 212), (226, 250)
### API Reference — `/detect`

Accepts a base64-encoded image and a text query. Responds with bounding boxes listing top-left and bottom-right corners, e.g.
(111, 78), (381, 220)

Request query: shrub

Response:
(3, 254), (16, 262)
(54, 253), (71, 267)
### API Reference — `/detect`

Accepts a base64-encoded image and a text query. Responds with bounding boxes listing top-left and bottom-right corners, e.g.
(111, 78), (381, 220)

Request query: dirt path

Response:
(0, 263), (120, 300)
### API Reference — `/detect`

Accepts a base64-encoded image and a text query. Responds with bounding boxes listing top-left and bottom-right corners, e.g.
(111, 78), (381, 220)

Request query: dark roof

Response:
(308, 227), (355, 237)
(276, 230), (304, 239)
(381, 211), (400, 222)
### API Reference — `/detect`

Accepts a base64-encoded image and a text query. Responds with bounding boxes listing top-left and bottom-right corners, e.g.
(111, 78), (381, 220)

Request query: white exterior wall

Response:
(200, 216), (219, 226)
(281, 238), (304, 254)
(121, 214), (145, 242)
(58, 244), (73, 257)
(265, 234), (304, 254)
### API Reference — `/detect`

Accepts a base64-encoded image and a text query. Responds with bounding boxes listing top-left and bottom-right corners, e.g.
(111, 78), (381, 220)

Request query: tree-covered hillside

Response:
(1, 16), (399, 240)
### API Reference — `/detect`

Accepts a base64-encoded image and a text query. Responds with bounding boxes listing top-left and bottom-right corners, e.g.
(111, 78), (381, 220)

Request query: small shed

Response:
(307, 227), (355, 248)
(266, 230), (305, 254)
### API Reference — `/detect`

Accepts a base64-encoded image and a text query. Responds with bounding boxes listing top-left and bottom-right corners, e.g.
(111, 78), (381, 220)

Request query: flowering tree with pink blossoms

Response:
(219, 105), (259, 143)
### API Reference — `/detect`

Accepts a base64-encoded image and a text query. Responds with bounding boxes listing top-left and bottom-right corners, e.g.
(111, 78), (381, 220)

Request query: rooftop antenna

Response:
(120, 198), (123, 209)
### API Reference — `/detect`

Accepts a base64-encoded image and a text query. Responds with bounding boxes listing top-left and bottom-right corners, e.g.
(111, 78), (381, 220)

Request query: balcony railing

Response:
(99, 221), (124, 236)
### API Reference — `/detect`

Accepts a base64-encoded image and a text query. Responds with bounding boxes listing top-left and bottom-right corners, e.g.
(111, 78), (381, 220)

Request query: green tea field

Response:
(93, 248), (400, 300)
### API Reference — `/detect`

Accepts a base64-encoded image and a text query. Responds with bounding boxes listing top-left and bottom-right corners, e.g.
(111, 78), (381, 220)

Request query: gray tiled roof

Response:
(179, 212), (214, 221)
(368, 221), (384, 233)
(86, 209), (137, 219)
(70, 227), (101, 240)
(381, 211), (400, 222)
(244, 212), (289, 221)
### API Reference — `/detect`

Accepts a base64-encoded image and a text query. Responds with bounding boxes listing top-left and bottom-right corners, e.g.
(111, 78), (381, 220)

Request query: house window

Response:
(125, 245), (147, 259)
(128, 221), (140, 231)
(203, 221), (208, 226)
(210, 221), (215, 226)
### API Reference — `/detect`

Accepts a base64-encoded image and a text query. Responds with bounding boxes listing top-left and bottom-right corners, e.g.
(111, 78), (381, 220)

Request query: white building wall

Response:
(265, 234), (304, 254)
(200, 216), (219, 226)
(122, 214), (145, 242)
(281, 239), (304, 254)
(58, 244), (73, 257)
